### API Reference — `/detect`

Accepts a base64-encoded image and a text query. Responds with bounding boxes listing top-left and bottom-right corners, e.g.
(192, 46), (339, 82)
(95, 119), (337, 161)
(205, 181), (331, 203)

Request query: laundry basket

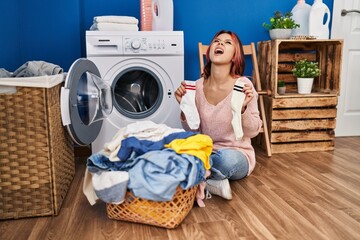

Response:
(106, 186), (198, 229)
(0, 74), (75, 219)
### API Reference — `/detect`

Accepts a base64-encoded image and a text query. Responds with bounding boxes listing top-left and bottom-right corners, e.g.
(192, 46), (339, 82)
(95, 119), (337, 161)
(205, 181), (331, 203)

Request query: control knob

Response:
(131, 39), (141, 50)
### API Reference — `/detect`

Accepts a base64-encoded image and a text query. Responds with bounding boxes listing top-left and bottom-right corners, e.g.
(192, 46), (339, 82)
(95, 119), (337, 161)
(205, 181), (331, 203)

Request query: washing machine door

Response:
(60, 58), (113, 146)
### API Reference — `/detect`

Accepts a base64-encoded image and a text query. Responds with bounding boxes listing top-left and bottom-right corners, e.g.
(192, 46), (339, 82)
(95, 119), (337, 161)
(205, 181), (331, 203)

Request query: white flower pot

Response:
(269, 29), (292, 40)
(297, 77), (314, 94)
(278, 86), (286, 95)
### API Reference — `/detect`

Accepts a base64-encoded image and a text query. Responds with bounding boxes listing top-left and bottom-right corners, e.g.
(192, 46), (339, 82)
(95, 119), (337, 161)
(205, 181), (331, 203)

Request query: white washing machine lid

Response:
(60, 58), (107, 146)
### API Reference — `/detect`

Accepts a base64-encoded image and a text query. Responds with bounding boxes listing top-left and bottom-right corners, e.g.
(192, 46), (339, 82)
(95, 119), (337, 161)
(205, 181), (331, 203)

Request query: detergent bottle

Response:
(291, 0), (311, 37)
(152, 0), (173, 31)
(308, 0), (331, 39)
(140, 0), (152, 31)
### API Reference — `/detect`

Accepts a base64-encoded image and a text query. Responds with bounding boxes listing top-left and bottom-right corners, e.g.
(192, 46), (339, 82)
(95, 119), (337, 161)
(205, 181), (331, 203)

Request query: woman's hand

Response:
(242, 83), (254, 113)
(174, 81), (187, 104)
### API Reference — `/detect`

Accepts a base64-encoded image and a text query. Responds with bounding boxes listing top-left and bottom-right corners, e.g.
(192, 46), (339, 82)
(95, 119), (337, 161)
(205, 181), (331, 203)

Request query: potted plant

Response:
(292, 59), (321, 94)
(263, 11), (300, 40)
(277, 80), (286, 95)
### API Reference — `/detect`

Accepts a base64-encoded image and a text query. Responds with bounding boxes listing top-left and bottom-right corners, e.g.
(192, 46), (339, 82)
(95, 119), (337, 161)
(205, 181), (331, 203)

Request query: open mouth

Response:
(214, 48), (224, 55)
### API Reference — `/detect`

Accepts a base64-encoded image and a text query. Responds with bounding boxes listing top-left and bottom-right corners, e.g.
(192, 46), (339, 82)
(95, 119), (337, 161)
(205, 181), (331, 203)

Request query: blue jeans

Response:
(209, 149), (249, 180)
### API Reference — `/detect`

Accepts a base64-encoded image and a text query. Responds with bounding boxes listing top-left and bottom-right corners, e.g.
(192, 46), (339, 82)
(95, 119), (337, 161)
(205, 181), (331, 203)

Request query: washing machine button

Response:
(131, 39), (141, 50)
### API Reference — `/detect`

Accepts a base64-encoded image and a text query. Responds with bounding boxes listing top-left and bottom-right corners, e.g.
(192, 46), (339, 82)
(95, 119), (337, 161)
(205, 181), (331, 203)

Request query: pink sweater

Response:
(181, 77), (262, 175)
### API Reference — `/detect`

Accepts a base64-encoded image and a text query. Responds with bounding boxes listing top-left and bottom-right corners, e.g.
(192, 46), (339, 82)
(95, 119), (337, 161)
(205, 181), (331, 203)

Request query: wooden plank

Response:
(271, 40), (279, 96)
(274, 39), (343, 44)
(272, 108), (337, 120)
(316, 44), (328, 92)
(276, 39), (343, 48)
(279, 42), (318, 51)
(257, 41), (272, 91)
(278, 63), (294, 73)
(271, 119), (336, 131)
(272, 97), (338, 108)
(274, 92), (338, 98)
(278, 52), (316, 62)
(263, 91), (273, 126)
(271, 131), (334, 143)
(277, 73), (296, 83)
(281, 85), (298, 94)
(324, 45), (333, 92)
(333, 43), (343, 94)
(271, 141), (334, 153)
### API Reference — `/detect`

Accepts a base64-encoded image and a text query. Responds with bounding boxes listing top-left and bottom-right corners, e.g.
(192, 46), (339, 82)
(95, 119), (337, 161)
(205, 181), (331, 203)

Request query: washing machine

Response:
(60, 31), (184, 153)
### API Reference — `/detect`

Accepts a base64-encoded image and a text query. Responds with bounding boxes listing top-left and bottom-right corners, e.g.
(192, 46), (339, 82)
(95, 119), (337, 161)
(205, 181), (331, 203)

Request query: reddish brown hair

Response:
(202, 30), (245, 79)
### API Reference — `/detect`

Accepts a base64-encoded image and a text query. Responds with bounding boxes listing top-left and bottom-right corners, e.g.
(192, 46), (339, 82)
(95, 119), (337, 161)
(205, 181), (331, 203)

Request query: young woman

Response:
(174, 30), (262, 200)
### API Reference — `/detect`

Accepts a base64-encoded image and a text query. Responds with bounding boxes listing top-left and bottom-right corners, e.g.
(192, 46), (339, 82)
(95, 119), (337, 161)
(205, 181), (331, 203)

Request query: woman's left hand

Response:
(242, 84), (254, 113)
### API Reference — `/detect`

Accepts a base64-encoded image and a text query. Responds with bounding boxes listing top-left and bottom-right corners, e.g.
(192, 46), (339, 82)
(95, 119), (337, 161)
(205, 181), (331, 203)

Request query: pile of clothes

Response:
(0, 61), (64, 94)
(90, 15), (139, 31)
(83, 121), (213, 207)
(0, 61), (63, 78)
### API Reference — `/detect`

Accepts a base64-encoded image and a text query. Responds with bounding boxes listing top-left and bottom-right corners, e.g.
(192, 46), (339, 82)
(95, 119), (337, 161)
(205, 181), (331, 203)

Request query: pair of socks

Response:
(180, 80), (200, 129)
(231, 79), (246, 140)
(180, 79), (245, 139)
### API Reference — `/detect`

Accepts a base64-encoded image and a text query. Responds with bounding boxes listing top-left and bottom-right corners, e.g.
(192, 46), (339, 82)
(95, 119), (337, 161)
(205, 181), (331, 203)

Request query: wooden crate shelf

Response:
(257, 40), (343, 153)
(258, 39), (343, 98)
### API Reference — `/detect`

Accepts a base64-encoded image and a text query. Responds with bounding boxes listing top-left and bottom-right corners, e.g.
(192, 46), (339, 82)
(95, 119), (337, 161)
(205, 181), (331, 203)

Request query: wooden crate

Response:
(258, 39), (343, 98)
(257, 39), (343, 153)
(269, 96), (337, 153)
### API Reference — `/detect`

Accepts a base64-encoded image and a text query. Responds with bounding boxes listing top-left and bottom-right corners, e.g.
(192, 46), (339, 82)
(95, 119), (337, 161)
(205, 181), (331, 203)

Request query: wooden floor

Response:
(1, 137), (360, 240)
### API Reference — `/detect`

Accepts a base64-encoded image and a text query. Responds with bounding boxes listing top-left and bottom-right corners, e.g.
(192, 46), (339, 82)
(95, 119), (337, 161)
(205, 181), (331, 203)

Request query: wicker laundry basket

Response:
(107, 186), (198, 229)
(0, 80), (75, 219)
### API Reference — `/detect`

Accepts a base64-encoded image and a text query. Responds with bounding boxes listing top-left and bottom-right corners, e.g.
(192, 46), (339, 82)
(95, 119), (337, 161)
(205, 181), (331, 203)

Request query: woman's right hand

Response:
(174, 81), (187, 104)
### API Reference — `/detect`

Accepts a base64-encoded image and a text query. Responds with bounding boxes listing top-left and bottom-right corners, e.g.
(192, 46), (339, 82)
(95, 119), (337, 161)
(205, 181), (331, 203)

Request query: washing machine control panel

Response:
(85, 31), (184, 56)
(124, 36), (183, 55)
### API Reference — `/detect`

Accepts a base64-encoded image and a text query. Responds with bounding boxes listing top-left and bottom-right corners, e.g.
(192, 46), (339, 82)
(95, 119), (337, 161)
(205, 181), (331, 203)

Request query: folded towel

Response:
(90, 22), (139, 31)
(93, 15), (139, 24)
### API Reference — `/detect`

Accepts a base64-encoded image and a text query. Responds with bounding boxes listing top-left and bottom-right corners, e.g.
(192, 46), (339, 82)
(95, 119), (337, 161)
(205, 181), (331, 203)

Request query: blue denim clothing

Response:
(128, 148), (206, 201)
(118, 131), (197, 160)
(191, 154), (207, 186)
(87, 148), (206, 202)
(88, 151), (142, 173)
(209, 149), (249, 180)
(87, 152), (125, 173)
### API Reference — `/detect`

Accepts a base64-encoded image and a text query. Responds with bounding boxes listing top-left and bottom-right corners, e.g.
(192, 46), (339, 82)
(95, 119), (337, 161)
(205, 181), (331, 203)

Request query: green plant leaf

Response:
(292, 59), (321, 78)
(263, 11), (300, 30)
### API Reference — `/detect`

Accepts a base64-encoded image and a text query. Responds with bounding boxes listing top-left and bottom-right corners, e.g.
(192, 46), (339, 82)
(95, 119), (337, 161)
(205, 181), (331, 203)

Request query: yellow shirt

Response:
(165, 134), (213, 170)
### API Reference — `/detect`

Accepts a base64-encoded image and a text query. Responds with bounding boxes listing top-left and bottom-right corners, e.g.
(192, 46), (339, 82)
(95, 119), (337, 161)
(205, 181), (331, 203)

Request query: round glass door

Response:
(112, 67), (162, 119)
(60, 58), (113, 146)
(77, 71), (113, 126)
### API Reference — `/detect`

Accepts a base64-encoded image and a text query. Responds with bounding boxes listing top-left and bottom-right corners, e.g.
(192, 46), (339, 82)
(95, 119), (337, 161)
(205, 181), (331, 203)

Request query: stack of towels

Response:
(90, 16), (139, 31)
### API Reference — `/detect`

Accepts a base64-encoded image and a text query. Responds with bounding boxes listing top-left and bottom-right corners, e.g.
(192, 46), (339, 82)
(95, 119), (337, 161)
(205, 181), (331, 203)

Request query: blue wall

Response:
(0, 0), (333, 80)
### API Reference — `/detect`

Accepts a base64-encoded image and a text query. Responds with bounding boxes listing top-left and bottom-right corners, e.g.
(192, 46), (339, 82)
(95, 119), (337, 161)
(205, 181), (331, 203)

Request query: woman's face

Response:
(209, 33), (236, 66)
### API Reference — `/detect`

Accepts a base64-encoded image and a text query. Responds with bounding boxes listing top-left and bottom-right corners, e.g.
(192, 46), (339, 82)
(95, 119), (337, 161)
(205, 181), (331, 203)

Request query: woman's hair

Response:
(202, 30), (245, 79)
